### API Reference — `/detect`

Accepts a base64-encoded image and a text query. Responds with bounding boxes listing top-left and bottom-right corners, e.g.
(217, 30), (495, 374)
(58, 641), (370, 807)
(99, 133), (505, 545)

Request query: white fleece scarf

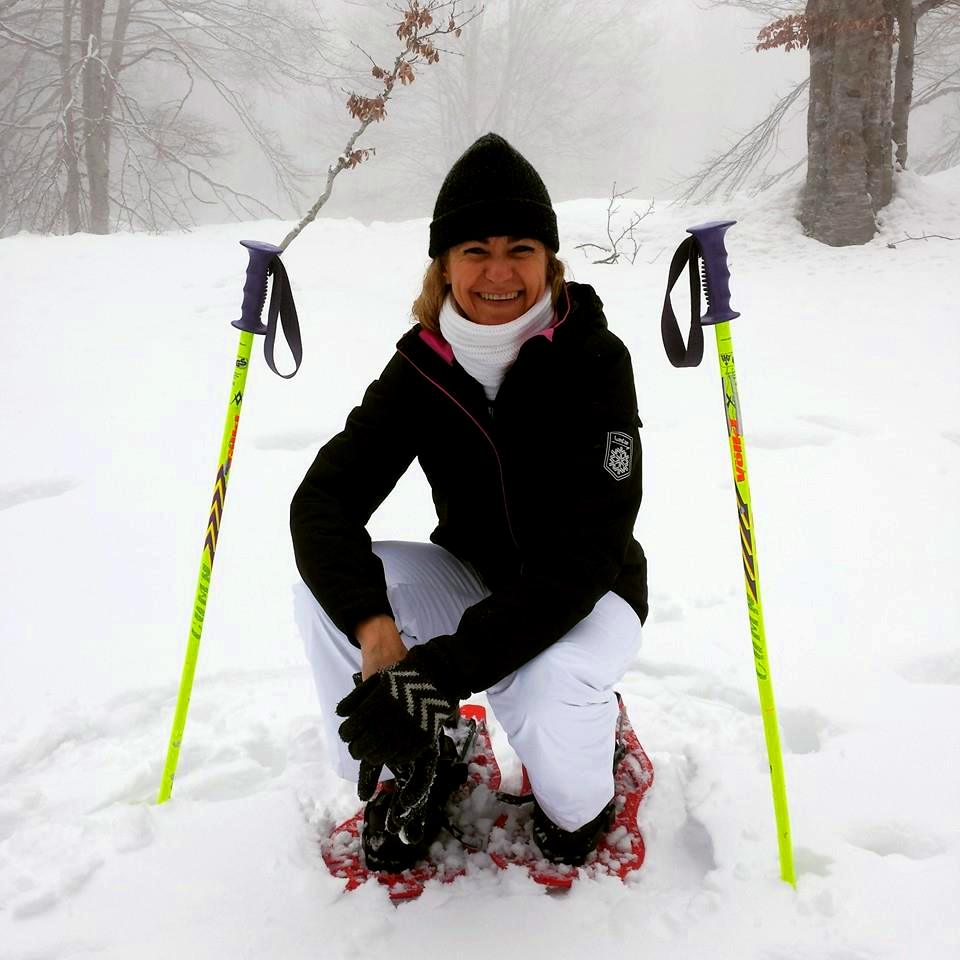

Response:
(439, 289), (554, 401)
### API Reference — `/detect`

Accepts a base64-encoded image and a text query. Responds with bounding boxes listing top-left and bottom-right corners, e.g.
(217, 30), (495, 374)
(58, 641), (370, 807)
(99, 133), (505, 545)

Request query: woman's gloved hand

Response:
(384, 750), (441, 843)
(336, 647), (457, 766)
(356, 747), (440, 844)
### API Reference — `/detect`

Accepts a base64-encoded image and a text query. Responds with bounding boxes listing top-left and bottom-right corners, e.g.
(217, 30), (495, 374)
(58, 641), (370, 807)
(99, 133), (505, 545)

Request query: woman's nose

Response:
(485, 257), (513, 283)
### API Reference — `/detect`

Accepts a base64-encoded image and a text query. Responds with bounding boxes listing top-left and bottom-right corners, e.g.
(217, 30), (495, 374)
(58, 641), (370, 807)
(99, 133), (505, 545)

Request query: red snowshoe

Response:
(320, 698), (653, 902)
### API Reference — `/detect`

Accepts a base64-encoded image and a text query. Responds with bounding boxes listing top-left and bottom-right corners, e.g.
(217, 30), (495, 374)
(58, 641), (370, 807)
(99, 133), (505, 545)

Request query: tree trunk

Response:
(61, 0), (82, 234)
(801, 0), (894, 246)
(103, 0), (131, 164)
(863, 4), (894, 209)
(81, 0), (110, 234)
(892, 0), (916, 170)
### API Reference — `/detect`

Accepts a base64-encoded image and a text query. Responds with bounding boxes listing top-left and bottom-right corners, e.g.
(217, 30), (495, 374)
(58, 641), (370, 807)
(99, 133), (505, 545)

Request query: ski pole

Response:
(661, 220), (795, 886)
(157, 240), (301, 804)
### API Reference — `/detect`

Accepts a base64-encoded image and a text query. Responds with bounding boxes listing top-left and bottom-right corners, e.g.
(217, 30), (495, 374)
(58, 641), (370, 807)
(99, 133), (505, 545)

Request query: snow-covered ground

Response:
(2, 169), (959, 959)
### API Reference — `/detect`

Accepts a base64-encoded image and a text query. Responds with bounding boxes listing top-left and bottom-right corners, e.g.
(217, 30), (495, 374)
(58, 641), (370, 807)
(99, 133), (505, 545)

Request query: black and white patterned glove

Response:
(356, 757), (384, 803)
(385, 750), (441, 844)
(336, 648), (457, 767)
(357, 742), (443, 844)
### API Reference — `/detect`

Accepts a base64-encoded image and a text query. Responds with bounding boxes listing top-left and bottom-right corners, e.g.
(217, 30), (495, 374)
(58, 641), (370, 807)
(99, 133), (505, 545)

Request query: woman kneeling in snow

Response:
(291, 133), (647, 872)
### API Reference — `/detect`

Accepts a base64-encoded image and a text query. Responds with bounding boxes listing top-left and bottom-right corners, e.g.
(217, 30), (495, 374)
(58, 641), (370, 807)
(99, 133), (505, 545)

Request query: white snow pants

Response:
(294, 541), (642, 832)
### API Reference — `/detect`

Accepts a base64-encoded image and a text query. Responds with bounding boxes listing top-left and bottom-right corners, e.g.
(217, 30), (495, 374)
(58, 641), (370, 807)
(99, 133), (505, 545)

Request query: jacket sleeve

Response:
(290, 352), (417, 643)
(418, 339), (644, 697)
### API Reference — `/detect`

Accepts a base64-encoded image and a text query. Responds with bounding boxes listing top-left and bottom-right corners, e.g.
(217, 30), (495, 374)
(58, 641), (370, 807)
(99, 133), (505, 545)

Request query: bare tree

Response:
(0, 0), (334, 235)
(682, 0), (960, 211)
(800, 0), (896, 245)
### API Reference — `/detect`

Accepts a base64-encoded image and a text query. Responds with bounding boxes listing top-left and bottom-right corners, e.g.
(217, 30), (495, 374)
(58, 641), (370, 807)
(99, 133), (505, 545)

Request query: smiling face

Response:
(443, 236), (549, 325)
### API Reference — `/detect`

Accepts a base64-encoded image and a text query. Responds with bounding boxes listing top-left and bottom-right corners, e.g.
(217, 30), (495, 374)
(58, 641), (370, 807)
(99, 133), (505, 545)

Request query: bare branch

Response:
(673, 77), (809, 204)
(278, 0), (476, 252)
(574, 183), (653, 265)
(0, 18), (61, 53)
(886, 230), (959, 246)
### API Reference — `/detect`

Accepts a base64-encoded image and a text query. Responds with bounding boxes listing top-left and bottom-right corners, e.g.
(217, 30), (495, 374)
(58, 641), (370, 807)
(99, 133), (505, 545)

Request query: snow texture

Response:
(1, 167), (959, 958)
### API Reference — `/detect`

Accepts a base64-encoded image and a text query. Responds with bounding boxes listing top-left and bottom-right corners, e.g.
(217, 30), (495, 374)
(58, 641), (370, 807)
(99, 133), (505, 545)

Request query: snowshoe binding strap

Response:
(497, 791), (535, 806)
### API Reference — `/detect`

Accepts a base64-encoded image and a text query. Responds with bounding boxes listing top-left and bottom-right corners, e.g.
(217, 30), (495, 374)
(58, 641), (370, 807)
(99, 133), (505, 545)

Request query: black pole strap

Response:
(661, 236), (704, 369)
(263, 257), (303, 379)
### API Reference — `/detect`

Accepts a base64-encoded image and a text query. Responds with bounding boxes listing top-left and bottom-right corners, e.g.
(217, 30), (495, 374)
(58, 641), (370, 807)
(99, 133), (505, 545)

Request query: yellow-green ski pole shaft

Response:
(713, 320), (795, 886)
(671, 220), (795, 885)
(157, 239), (289, 805)
(157, 331), (254, 804)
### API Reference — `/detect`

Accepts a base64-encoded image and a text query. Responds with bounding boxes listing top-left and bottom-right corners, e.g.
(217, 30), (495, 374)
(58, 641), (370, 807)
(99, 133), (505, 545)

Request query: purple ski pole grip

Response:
(232, 240), (282, 334)
(686, 221), (741, 327)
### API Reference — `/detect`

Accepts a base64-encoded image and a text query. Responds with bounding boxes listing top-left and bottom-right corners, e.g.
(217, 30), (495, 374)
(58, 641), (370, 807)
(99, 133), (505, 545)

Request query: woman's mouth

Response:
(476, 291), (521, 302)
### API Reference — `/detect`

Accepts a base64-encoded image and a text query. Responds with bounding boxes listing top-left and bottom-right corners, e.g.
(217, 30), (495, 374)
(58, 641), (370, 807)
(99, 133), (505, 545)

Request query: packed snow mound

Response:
(878, 167), (960, 240)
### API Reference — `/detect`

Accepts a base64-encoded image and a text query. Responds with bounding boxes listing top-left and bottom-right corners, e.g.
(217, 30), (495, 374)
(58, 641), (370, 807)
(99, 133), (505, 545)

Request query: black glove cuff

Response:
(382, 647), (457, 744)
(405, 641), (468, 702)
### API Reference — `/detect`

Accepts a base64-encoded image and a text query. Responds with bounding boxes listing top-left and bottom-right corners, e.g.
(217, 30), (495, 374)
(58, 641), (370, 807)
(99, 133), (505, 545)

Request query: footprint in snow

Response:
(777, 706), (839, 755)
(748, 431), (833, 450)
(941, 431), (960, 447)
(846, 822), (947, 861)
(897, 651), (960, 686)
(665, 689), (838, 756)
(1, 821), (105, 920)
(169, 724), (289, 802)
(637, 752), (717, 885)
(797, 414), (874, 438)
(678, 814), (717, 876)
(0, 478), (79, 512)
(794, 846), (833, 878)
(176, 759), (278, 801)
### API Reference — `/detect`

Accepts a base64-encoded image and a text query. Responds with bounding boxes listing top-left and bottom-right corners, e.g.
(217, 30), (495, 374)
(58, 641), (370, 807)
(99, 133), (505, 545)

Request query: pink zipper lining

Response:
(418, 328), (455, 364)
(536, 282), (572, 343)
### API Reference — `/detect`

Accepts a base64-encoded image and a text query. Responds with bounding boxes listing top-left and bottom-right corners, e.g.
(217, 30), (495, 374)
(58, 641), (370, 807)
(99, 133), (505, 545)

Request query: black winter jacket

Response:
(290, 281), (647, 699)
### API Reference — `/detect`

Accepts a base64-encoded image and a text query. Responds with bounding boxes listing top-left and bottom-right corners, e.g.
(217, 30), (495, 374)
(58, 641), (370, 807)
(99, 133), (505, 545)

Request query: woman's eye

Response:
(462, 246), (486, 256)
(511, 245), (534, 255)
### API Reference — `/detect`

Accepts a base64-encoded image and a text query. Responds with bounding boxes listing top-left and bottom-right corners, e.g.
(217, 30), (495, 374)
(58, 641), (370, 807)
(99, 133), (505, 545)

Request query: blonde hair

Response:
(411, 251), (567, 333)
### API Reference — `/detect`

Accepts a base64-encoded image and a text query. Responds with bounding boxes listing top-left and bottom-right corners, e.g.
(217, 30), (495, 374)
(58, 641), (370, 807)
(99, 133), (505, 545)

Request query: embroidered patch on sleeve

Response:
(604, 431), (633, 480)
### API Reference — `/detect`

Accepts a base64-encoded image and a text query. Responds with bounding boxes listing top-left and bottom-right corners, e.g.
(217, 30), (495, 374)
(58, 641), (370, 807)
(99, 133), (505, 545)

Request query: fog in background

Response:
(4, 0), (956, 232)
(206, 0), (812, 224)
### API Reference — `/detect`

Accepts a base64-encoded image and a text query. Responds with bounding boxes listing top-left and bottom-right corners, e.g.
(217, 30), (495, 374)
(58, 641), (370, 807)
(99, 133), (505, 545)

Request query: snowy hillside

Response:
(1, 169), (959, 959)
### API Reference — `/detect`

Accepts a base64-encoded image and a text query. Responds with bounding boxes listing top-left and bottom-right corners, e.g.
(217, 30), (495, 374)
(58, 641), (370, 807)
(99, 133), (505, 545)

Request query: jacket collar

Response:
(402, 281), (605, 365)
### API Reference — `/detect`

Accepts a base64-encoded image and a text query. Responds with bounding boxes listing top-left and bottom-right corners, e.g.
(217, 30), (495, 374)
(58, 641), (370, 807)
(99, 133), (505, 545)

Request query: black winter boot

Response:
(531, 799), (616, 866)
(361, 731), (468, 873)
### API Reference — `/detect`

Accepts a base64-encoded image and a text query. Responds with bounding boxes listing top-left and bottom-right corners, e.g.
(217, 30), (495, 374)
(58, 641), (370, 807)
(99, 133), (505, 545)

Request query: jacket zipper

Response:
(397, 348), (520, 553)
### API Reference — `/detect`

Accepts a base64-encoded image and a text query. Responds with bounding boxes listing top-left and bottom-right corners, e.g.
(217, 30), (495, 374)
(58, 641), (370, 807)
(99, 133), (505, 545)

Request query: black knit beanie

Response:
(428, 133), (559, 257)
